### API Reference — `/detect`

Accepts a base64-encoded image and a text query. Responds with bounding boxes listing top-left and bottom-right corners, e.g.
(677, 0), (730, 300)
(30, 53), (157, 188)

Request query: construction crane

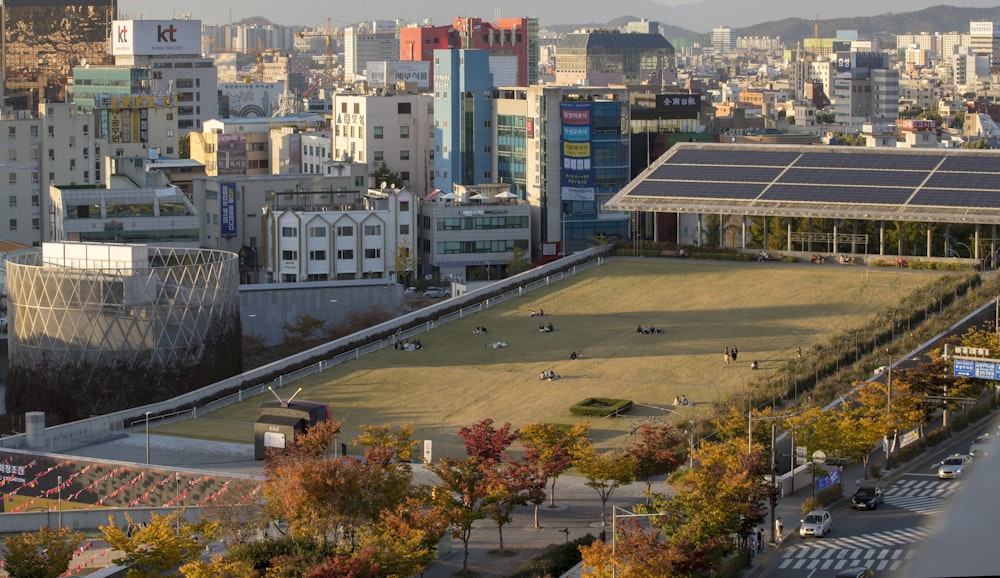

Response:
(296, 18), (336, 91)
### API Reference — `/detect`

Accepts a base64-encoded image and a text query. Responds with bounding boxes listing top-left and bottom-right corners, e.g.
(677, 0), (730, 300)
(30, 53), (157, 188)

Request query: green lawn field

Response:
(154, 259), (941, 459)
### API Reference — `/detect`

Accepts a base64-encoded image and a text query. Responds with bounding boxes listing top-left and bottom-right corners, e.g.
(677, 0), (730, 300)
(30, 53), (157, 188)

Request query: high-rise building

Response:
(969, 21), (1000, 63)
(494, 85), (631, 255)
(712, 26), (734, 56)
(433, 50), (494, 194)
(1, 0), (117, 109)
(555, 24), (675, 87)
(400, 17), (539, 88)
(833, 52), (899, 127)
(344, 21), (400, 82)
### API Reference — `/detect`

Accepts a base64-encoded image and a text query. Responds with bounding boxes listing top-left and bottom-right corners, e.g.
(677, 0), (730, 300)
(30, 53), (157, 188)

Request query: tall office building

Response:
(1, 0), (117, 109)
(555, 24), (674, 87)
(344, 21), (400, 82)
(433, 50), (494, 194)
(969, 21), (1000, 64)
(712, 26), (734, 56)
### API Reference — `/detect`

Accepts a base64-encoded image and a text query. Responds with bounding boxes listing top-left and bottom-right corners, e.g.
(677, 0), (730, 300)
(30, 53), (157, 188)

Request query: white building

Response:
(344, 21), (401, 82)
(260, 187), (417, 283)
(969, 21), (1000, 63)
(712, 26), (734, 56)
(331, 89), (435, 195)
(110, 19), (219, 134)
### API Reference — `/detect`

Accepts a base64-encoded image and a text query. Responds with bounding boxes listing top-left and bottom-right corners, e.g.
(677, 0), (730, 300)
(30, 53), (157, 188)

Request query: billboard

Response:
(217, 134), (247, 176)
(220, 183), (237, 238)
(970, 21), (999, 36)
(366, 61), (432, 90)
(97, 108), (148, 144)
(219, 82), (284, 118)
(561, 102), (595, 196)
(112, 20), (202, 56)
(654, 94), (702, 119)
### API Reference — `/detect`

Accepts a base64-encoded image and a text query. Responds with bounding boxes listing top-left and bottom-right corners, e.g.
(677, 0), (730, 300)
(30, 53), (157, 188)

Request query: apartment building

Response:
(331, 89), (435, 194)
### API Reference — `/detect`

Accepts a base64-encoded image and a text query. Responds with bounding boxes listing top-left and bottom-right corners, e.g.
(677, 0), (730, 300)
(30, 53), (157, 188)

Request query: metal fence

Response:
(5, 247), (610, 451)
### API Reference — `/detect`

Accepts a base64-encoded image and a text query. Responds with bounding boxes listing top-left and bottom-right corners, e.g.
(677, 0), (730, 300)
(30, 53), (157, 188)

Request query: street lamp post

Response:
(611, 506), (670, 577)
(175, 472), (182, 534)
(57, 475), (62, 529)
(145, 411), (151, 465)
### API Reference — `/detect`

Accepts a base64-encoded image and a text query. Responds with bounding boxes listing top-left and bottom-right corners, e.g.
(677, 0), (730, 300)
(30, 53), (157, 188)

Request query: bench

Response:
(660, 250), (688, 258)
(766, 253), (783, 262)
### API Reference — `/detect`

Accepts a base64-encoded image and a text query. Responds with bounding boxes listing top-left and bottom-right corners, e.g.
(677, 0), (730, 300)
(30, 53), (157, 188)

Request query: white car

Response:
(969, 435), (992, 457)
(799, 509), (833, 538)
(938, 454), (972, 479)
(423, 287), (451, 298)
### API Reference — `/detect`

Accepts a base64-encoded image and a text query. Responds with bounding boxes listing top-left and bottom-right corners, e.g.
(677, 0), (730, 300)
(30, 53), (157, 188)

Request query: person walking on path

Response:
(749, 532), (758, 557)
(775, 516), (784, 542)
(756, 527), (764, 553)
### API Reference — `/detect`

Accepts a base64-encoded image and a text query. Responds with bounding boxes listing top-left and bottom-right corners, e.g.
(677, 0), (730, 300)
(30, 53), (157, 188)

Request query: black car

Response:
(851, 485), (884, 510)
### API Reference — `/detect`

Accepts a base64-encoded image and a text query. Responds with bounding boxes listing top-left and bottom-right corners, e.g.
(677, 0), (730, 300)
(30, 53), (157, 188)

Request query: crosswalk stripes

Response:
(779, 527), (933, 573)
(882, 477), (961, 516)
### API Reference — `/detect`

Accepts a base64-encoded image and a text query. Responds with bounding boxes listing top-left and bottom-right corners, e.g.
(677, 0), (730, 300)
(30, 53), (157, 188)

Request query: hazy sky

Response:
(123, 0), (999, 33)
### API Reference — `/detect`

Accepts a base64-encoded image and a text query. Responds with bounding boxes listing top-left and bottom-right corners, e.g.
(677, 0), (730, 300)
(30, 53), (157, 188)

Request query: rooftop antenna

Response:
(268, 386), (303, 407)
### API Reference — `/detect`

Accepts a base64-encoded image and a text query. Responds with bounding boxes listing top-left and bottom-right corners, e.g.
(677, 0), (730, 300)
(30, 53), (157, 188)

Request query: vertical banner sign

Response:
(139, 108), (149, 143)
(99, 109), (110, 140)
(220, 182), (237, 238)
(560, 102), (596, 202)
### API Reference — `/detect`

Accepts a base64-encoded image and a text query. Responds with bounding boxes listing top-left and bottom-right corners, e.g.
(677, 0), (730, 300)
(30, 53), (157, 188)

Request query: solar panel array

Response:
(628, 147), (1000, 212)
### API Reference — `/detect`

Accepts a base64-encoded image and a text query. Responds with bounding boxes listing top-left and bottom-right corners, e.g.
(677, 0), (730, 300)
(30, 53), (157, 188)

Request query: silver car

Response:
(799, 509), (833, 538)
(937, 454), (972, 479)
(969, 435), (992, 457)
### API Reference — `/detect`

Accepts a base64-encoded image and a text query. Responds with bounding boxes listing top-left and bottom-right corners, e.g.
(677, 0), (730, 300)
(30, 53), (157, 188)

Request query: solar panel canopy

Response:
(606, 143), (1000, 224)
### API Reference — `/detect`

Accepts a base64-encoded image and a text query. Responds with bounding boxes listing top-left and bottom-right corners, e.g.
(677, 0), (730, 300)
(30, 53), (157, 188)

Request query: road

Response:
(758, 425), (991, 578)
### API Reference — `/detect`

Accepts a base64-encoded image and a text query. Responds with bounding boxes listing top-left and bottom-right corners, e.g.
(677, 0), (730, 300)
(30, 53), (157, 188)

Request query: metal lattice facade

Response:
(5, 243), (242, 423)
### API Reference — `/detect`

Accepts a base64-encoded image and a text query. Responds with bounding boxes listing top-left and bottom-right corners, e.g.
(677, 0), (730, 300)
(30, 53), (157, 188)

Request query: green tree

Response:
(355, 496), (449, 578)
(520, 422), (589, 510)
(101, 512), (216, 578)
(3, 526), (84, 578)
(506, 245), (532, 277)
(963, 138), (992, 149)
(370, 161), (403, 189)
(178, 134), (190, 159)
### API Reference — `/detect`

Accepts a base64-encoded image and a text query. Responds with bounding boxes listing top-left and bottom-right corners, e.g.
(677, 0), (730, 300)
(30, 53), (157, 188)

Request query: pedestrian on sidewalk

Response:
(775, 516), (783, 542)
(756, 527), (764, 553)
(749, 532), (758, 556)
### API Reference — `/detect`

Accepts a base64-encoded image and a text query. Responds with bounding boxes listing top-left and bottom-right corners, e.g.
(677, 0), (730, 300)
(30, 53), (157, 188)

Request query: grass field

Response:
(154, 259), (942, 459)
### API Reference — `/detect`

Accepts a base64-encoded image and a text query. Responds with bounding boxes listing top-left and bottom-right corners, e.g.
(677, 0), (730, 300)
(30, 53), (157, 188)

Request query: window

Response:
(83, 170), (90, 181)
(82, 125), (88, 136)
(400, 224), (410, 234)
(48, 149), (54, 161)
(374, 151), (384, 161)
(399, 201), (410, 211)
(32, 218), (39, 230)
(400, 125), (410, 138)
(400, 171), (410, 182)
(8, 149), (15, 161)
(8, 219), (15, 231)
(281, 227), (298, 238)
(69, 159), (76, 170)
(337, 249), (354, 259)
(7, 126), (14, 137)
(398, 102), (412, 114)
(354, 103), (361, 114)
(336, 225), (354, 236)
(8, 174), (15, 185)
(31, 194), (39, 207)
(8, 195), (15, 207)
(309, 226), (327, 238)
(364, 248), (381, 259)
(374, 126), (384, 139)
(400, 150), (410, 160)
(364, 224), (382, 236)
(309, 250), (327, 261)
(281, 250), (298, 260)
(30, 126), (38, 138)
(48, 126), (54, 137)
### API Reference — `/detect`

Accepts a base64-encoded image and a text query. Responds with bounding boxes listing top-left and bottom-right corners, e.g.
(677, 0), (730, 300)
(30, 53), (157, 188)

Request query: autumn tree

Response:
(3, 526), (84, 578)
(520, 422), (589, 510)
(356, 496), (449, 578)
(625, 424), (685, 501)
(574, 442), (637, 526)
(101, 511), (217, 578)
(458, 418), (519, 461)
(392, 238), (418, 286)
(180, 556), (257, 578)
(481, 459), (546, 550)
(427, 456), (491, 574)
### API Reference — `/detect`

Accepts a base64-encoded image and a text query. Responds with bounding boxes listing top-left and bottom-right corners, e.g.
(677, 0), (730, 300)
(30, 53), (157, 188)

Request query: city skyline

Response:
(121, 0), (1000, 33)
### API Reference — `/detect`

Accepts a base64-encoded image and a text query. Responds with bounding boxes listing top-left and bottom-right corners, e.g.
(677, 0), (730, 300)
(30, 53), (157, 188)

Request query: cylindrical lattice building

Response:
(5, 243), (242, 423)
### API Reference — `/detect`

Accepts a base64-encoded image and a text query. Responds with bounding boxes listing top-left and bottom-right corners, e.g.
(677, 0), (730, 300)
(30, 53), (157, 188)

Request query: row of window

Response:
(282, 248), (382, 261)
(436, 239), (528, 254)
(5, 218), (41, 231)
(432, 216), (528, 231)
(340, 102), (412, 115)
(283, 224), (387, 238)
(7, 195), (39, 207)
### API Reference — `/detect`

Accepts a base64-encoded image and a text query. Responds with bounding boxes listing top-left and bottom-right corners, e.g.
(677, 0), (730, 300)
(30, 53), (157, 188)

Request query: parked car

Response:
(423, 286), (451, 298)
(835, 568), (874, 578)
(851, 485), (884, 510)
(799, 509), (833, 538)
(937, 453), (972, 479)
